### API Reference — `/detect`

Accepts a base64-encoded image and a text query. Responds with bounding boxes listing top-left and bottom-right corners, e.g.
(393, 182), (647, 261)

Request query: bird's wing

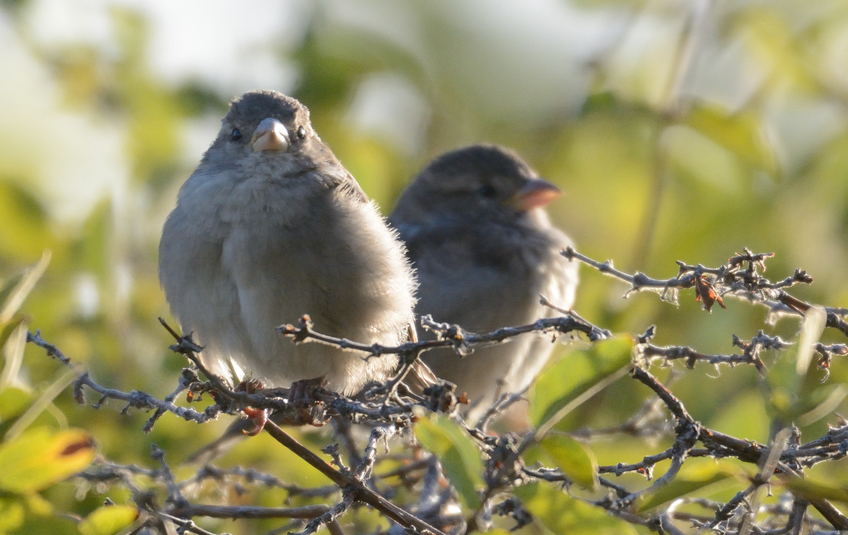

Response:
(399, 223), (537, 330)
(314, 152), (369, 204)
(333, 173), (369, 203)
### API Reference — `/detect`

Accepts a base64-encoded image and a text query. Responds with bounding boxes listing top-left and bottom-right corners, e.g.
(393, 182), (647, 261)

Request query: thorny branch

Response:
(24, 247), (848, 534)
(635, 325), (791, 375)
(563, 246), (848, 336)
(277, 308), (610, 360)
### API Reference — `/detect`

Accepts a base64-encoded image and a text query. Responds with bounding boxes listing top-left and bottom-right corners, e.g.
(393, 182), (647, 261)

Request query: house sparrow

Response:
(390, 145), (578, 418)
(159, 90), (417, 396)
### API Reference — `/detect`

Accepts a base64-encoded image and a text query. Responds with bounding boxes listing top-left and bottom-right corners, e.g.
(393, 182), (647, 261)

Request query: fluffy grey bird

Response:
(159, 90), (416, 395)
(390, 145), (578, 417)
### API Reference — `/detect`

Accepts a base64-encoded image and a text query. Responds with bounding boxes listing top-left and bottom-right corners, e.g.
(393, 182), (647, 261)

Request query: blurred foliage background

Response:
(1, 0), (848, 533)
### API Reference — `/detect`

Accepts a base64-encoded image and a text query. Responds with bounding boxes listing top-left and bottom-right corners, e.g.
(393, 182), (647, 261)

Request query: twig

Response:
(566, 247), (848, 341)
(262, 421), (448, 535)
(278, 311), (610, 360)
(172, 503), (331, 519)
(636, 326), (790, 374)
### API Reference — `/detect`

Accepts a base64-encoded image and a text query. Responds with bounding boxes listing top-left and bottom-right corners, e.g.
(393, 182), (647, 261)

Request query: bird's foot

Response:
(235, 379), (268, 435)
(241, 406), (269, 436)
(287, 377), (328, 427)
(289, 376), (325, 406)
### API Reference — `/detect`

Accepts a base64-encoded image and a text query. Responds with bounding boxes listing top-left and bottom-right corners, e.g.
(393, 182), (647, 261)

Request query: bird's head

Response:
(202, 90), (322, 175)
(395, 144), (561, 225)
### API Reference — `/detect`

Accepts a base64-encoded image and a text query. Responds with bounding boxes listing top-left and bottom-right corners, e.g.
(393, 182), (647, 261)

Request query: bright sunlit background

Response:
(2, 0), (848, 533)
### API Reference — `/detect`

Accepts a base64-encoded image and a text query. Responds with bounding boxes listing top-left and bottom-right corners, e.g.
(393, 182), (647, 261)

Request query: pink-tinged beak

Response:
(507, 178), (561, 211)
(251, 117), (290, 152)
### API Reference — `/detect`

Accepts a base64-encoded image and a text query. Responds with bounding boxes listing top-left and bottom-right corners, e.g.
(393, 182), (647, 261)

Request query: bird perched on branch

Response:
(159, 90), (417, 397)
(390, 145), (578, 421)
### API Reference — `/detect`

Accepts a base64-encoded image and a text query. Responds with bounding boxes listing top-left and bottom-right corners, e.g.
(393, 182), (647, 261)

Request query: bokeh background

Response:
(2, 0), (848, 533)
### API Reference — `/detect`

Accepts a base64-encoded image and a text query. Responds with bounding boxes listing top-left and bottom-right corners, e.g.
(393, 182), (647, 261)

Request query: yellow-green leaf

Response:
(0, 250), (51, 325)
(530, 335), (632, 430)
(79, 505), (138, 535)
(0, 387), (33, 423)
(0, 317), (25, 351)
(634, 459), (737, 512)
(683, 102), (777, 173)
(782, 475), (848, 504)
(539, 434), (598, 491)
(23, 492), (53, 515)
(0, 427), (95, 494)
(0, 497), (25, 533)
(767, 308), (829, 422)
(0, 319), (27, 396)
(414, 412), (483, 509)
(0, 183), (55, 263)
(516, 482), (639, 535)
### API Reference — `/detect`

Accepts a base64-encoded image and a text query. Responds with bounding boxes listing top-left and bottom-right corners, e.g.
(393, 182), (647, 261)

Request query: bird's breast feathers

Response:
(162, 167), (414, 388)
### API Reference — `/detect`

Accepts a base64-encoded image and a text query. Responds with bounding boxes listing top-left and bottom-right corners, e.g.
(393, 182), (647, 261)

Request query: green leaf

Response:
(0, 250), (51, 325)
(731, 9), (816, 94)
(0, 182), (55, 262)
(0, 317), (25, 349)
(539, 434), (598, 491)
(530, 335), (632, 430)
(0, 427), (95, 494)
(707, 390), (769, 444)
(683, 101), (777, 173)
(414, 412), (483, 509)
(766, 307), (828, 423)
(634, 459), (737, 512)
(580, 91), (620, 114)
(516, 482), (639, 535)
(0, 387), (33, 423)
(0, 497), (25, 533)
(0, 319), (27, 392)
(783, 475), (848, 504)
(23, 492), (53, 515)
(78, 505), (138, 535)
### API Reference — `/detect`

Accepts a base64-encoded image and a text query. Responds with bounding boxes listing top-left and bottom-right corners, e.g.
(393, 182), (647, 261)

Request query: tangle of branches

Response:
(24, 247), (848, 535)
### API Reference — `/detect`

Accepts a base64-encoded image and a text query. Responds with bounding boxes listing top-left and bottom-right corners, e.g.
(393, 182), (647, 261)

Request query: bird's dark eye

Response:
(477, 184), (497, 198)
(296, 126), (307, 140)
(230, 128), (242, 142)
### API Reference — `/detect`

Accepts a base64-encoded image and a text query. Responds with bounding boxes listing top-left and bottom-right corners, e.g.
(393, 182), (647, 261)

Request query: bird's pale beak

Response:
(506, 178), (561, 211)
(251, 117), (290, 152)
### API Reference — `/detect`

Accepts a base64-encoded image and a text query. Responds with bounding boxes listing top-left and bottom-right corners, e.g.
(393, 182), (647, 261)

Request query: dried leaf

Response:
(694, 275), (725, 311)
